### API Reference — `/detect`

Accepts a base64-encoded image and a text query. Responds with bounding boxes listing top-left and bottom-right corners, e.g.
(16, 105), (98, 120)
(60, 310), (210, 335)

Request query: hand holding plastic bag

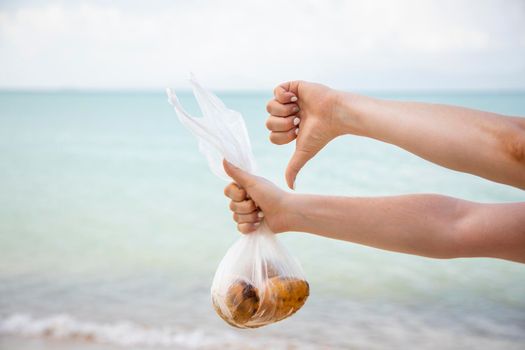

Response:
(167, 77), (309, 328)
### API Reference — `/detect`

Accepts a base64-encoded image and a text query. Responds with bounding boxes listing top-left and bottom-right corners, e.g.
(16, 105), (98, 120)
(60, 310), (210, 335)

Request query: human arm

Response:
(223, 160), (525, 263)
(340, 93), (525, 189)
(287, 192), (525, 263)
(266, 81), (525, 189)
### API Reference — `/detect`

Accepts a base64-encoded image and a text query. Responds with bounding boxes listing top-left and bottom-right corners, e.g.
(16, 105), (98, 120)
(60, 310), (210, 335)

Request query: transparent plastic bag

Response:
(166, 76), (309, 328)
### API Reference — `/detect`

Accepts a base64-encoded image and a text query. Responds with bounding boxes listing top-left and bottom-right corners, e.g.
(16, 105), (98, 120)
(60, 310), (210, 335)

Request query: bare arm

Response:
(225, 82), (525, 263)
(265, 81), (525, 189)
(340, 94), (525, 189)
(287, 193), (525, 263)
(223, 160), (525, 263)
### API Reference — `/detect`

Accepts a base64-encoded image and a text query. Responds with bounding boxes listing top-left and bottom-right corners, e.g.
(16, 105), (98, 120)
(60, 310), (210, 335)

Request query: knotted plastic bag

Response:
(166, 77), (309, 328)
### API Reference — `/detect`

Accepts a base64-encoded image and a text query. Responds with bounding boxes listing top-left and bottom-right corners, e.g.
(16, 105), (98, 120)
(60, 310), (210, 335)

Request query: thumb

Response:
(223, 159), (256, 189)
(285, 149), (314, 190)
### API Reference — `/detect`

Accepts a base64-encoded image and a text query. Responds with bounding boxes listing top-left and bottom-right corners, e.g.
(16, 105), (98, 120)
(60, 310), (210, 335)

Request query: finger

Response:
(233, 212), (260, 224)
(266, 99), (299, 117)
(269, 128), (297, 145)
(276, 81), (301, 98)
(286, 148), (316, 190)
(229, 199), (257, 214)
(223, 160), (256, 189)
(237, 223), (259, 234)
(266, 115), (300, 132)
(224, 182), (247, 201)
(273, 84), (297, 104)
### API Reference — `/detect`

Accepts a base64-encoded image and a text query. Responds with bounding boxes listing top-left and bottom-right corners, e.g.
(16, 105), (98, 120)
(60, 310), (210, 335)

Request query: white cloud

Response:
(0, 0), (524, 90)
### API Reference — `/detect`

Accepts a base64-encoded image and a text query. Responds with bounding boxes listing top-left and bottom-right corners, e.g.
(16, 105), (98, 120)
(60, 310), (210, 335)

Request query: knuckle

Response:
(230, 189), (242, 201)
(233, 193), (244, 201)
(270, 134), (283, 145)
(276, 132), (292, 145)
(266, 101), (273, 113)
(238, 201), (250, 213)
(269, 132), (278, 144)
(286, 116), (295, 128)
(265, 117), (273, 130)
(238, 189), (247, 200)
(223, 184), (231, 197)
(274, 137), (286, 145)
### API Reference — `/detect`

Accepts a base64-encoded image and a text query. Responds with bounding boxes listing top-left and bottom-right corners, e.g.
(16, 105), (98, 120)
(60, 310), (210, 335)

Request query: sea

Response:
(0, 89), (524, 349)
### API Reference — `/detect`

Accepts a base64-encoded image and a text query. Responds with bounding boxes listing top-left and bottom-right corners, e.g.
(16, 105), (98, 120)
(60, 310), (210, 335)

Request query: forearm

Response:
(336, 93), (525, 189)
(286, 193), (525, 261)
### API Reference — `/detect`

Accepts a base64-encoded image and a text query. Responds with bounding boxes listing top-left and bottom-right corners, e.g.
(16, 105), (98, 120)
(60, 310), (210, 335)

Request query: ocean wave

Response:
(0, 313), (242, 348)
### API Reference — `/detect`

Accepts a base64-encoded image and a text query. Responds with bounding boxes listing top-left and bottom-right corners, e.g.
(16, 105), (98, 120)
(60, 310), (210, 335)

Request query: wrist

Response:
(332, 91), (371, 137)
(277, 192), (302, 233)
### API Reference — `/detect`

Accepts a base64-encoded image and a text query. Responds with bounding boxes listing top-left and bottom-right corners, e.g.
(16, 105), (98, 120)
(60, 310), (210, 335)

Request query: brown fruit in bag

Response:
(213, 279), (260, 327)
(212, 260), (309, 328)
(213, 277), (309, 328)
(256, 276), (310, 324)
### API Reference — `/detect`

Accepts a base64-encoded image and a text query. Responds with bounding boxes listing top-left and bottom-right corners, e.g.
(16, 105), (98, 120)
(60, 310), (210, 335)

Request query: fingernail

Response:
(257, 211), (265, 218)
(254, 222), (261, 227)
(290, 96), (298, 102)
(295, 128), (299, 135)
(293, 117), (300, 126)
(293, 106), (299, 113)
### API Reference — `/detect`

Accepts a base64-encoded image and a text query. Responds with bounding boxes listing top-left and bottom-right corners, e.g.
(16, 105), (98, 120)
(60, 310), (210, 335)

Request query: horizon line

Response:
(1, 87), (525, 95)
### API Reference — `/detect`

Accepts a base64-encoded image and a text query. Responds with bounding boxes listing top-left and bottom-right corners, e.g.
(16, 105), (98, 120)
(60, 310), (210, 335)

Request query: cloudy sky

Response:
(0, 0), (524, 90)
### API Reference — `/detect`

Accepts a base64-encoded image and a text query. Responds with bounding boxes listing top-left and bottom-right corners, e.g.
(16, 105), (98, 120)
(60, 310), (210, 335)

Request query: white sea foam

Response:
(0, 313), (240, 348)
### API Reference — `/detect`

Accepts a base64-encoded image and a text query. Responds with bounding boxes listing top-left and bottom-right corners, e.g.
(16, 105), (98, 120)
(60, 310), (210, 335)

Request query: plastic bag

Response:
(166, 76), (309, 328)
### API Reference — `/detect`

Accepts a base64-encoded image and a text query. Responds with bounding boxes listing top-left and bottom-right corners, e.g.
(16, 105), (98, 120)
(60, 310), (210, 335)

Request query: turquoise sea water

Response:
(0, 90), (524, 349)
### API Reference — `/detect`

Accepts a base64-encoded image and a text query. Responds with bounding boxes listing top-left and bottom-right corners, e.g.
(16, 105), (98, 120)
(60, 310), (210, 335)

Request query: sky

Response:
(0, 0), (524, 91)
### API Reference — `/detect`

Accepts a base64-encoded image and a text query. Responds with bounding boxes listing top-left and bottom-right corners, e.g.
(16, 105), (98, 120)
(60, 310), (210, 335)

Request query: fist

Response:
(266, 81), (342, 189)
(224, 182), (264, 234)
